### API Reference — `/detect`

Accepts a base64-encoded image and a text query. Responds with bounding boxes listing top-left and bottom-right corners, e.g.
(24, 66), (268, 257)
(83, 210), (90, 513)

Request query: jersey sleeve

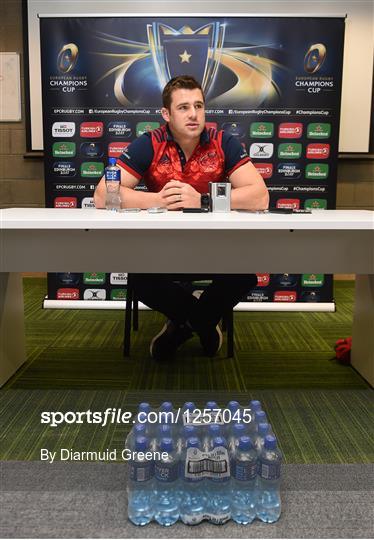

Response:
(117, 133), (154, 179)
(221, 131), (251, 176)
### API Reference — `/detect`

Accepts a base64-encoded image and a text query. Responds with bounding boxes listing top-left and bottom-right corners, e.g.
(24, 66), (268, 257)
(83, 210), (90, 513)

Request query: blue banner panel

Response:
(40, 16), (345, 304)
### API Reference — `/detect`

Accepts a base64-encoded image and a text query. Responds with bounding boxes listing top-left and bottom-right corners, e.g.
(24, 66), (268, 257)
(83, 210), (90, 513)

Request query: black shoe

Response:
(191, 321), (223, 357)
(150, 320), (193, 361)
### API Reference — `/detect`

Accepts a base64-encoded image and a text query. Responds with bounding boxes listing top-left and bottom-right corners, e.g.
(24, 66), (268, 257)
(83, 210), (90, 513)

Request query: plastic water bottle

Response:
(257, 435), (282, 523)
(153, 424), (172, 450)
(105, 157), (121, 211)
(231, 436), (258, 524)
(180, 436), (206, 525)
(178, 424), (196, 452)
(205, 436), (231, 524)
(228, 422), (247, 453)
(254, 410), (268, 431)
(253, 422), (273, 454)
(248, 400), (262, 434)
(204, 424), (222, 451)
(154, 437), (180, 526)
(127, 436), (154, 526)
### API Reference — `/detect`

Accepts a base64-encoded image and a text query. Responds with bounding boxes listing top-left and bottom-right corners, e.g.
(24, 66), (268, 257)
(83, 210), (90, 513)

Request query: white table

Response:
(1, 208), (373, 386)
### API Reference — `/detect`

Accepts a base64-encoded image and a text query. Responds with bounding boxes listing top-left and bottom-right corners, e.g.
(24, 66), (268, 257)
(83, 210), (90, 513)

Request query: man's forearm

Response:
(94, 185), (162, 209)
(230, 185), (269, 210)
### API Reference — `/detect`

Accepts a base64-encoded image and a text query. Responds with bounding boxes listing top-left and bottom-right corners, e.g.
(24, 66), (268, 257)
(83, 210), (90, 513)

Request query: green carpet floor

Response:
(1, 278), (373, 463)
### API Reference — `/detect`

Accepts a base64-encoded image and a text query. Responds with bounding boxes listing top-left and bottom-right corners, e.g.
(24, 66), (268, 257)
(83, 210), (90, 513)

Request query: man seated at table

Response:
(94, 75), (269, 360)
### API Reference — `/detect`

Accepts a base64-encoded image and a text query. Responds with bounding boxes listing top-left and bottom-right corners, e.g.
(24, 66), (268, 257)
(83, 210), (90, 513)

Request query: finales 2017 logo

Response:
(57, 43), (79, 73)
(304, 43), (326, 74)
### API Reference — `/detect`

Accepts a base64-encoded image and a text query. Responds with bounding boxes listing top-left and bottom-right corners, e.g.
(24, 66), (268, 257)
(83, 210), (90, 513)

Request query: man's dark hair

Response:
(162, 75), (204, 109)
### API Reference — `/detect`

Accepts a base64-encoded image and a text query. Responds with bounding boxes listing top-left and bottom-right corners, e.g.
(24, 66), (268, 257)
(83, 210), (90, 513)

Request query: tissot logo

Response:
(83, 289), (107, 300)
(52, 142), (76, 157)
(110, 273), (128, 285)
(249, 143), (274, 159)
(80, 122), (104, 138)
(278, 123), (303, 139)
(108, 142), (130, 157)
(54, 197), (77, 208)
(111, 289), (127, 300)
(276, 198), (300, 210)
(107, 121), (132, 137)
(277, 163), (301, 179)
(222, 122), (245, 138)
(136, 122), (160, 137)
(52, 122), (75, 137)
(256, 274), (270, 287)
(304, 198), (327, 210)
(274, 291), (297, 302)
(250, 122), (274, 138)
(81, 197), (95, 208)
(80, 162), (104, 178)
(253, 163), (273, 179)
(278, 143), (302, 159)
(302, 274), (324, 287)
(83, 273), (106, 285)
(52, 161), (76, 177)
(275, 274), (298, 287)
(305, 163), (329, 179)
(307, 123), (331, 139)
(306, 144), (330, 159)
(80, 142), (104, 158)
(57, 288), (79, 300)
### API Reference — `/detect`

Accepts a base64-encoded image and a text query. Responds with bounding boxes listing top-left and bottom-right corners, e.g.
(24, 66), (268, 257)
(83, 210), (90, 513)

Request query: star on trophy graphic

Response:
(147, 22), (225, 95)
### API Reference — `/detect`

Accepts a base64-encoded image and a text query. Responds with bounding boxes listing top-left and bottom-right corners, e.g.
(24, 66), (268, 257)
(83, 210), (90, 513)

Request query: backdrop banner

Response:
(40, 15), (345, 305)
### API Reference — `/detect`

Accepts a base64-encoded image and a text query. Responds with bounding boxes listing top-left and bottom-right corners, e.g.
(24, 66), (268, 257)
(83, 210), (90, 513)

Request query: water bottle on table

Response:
(231, 435), (258, 525)
(257, 435), (282, 523)
(127, 436), (154, 526)
(105, 157), (121, 211)
(180, 436), (206, 525)
(205, 436), (231, 524)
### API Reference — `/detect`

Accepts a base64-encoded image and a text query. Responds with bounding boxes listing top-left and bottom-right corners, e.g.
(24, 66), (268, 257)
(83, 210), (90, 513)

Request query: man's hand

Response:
(159, 180), (201, 210)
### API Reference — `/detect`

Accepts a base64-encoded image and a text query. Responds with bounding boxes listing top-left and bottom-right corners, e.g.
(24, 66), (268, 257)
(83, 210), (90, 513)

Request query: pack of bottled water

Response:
(126, 400), (282, 526)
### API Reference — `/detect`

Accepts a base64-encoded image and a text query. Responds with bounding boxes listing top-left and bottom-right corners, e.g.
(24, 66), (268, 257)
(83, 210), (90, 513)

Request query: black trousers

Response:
(131, 274), (258, 328)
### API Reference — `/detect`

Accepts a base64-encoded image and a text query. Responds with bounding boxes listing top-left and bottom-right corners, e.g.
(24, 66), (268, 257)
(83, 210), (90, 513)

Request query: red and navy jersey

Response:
(117, 125), (250, 194)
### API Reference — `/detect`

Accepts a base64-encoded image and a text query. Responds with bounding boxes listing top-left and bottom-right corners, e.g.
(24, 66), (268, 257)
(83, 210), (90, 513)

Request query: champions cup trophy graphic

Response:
(146, 22), (225, 94)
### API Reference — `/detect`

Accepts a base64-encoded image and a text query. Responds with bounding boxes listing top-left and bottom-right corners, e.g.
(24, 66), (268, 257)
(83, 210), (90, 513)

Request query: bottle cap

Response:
(183, 402), (196, 411)
(264, 435), (277, 450)
(160, 437), (173, 452)
(134, 423), (146, 434)
(135, 436), (148, 451)
(255, 410), (267, 423)
(205, 401), (218, 410)
(186, 437), (200, 449)
(233, 423), (246, 436)
(183, 425), (196, 436)
(258, 422), (269, 436)
(138, 402), (151, 414)
(250, 400), (262, 412)
(108, 157), (116, 165)
(238, 436), (252, 450)
(160, 401), (173, 412)
(212, 436), (227, 448)
(208, 424), (221, 436)
(227, 400), (240, 412)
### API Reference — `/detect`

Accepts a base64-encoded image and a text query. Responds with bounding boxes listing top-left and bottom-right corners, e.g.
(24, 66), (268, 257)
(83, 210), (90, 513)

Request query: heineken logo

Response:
(304, 198), (327, 210)
(80, 162), (104, 177)
(52, 142), (76, 157)
(278, 143), (302, 159)
(83, 273), (106, 285)
(302, 274), (324, 287)
(250, 122), (274, 138)
(136, 122), (160, 137)
(307, 123), (331, 139)
(306, 163), (329, 179)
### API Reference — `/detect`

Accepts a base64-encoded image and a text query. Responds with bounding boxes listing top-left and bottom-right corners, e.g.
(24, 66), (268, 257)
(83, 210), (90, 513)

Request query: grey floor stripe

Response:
(1, 462), (373, 538)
